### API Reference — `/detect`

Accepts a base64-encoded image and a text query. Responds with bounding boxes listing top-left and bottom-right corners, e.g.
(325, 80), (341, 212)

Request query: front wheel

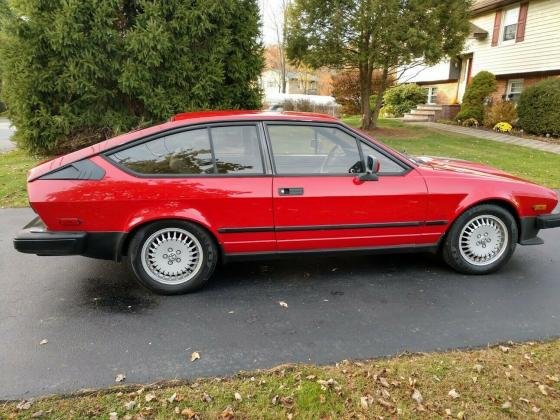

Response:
(442, 204), (518, 274)
(127, 221), (218, 294)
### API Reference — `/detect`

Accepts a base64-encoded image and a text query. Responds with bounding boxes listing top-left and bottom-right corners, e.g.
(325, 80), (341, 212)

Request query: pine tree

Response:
(0, 0), (263, 154)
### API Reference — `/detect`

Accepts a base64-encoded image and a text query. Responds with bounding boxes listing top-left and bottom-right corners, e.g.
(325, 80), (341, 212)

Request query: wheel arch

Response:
(438, 198), (521, 250)
(116, 217), (223, 262)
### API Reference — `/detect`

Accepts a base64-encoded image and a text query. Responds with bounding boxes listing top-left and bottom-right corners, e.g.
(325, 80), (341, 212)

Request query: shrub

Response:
(0, 100), (5, 114)
(331, 69), (393, 115)
(517, 78), (560, 136)
(483, 101), (517, 128)
(0, 0), (264, 154)
(461, 118), (479, 127)
(382, 84), (426, 117)
(456, 71), (496, 122)
(493, 122), (512, 133)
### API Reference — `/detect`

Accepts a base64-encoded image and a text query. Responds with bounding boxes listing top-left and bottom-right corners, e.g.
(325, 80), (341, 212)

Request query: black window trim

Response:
(103, 121), (269, 178)
(263, 121), (412, 177)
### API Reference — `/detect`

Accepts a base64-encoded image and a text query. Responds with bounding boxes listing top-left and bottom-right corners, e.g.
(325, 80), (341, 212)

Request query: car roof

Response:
(169, 110), (339, 124)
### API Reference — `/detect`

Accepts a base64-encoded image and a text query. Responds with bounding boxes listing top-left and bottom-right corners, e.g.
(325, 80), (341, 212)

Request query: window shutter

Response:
(516, 2), (529, 42)
(491, 10), (502, 46)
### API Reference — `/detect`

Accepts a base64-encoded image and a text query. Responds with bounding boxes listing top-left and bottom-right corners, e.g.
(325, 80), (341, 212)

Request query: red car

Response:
(14, 111), (560, 294)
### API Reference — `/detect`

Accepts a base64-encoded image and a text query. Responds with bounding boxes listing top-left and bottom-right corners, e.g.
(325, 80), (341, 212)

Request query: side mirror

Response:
(358, 155), (380, 181)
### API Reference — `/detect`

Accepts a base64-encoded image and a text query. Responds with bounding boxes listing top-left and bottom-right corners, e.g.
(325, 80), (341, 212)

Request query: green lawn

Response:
(343, 116), (560, 188)
(0, 149), (41, 208)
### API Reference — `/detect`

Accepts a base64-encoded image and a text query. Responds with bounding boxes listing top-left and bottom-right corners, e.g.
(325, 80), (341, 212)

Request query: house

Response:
(400, 0), (560, 121)
(260, 69), (319, 96)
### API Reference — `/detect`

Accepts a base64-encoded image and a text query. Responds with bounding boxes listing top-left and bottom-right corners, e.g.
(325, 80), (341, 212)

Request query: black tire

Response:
(442, 204), (518, 274)
(126, 220), (218, 294)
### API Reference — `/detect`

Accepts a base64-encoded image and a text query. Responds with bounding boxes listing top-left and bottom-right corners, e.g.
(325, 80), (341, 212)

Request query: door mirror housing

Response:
(358, 155), (380, 181)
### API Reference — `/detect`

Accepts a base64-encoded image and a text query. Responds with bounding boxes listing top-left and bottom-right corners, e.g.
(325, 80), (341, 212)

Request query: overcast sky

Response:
(259, 0), (285, 45)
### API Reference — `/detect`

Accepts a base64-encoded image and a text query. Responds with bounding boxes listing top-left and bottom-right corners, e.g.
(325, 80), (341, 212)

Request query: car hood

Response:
(412, 155), (533, 183)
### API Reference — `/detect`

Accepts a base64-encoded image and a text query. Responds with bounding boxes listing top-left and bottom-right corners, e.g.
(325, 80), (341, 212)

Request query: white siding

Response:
(470, 0), (560, 76)
(399, 61), (453, 83)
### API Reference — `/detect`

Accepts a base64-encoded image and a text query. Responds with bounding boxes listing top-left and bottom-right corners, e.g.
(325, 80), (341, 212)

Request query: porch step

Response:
(417, 104), (443, 111)
(410, 109), (437, 116)
(403, 114), (430, 122)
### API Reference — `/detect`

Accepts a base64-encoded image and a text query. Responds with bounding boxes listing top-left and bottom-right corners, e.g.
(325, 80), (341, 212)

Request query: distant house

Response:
(260, 69), (319, 96)
(400, 0), (560, 112)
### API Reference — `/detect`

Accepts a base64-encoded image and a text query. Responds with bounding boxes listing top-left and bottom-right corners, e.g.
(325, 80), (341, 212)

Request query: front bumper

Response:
(519, 213), (560, 245)
(13, 217), (125, 260)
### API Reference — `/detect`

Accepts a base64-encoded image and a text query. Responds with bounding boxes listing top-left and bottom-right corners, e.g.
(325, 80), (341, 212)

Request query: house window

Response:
(506, 79), (524, 101)
(502, 6), (519, 42)
(424, 87), (438, 104)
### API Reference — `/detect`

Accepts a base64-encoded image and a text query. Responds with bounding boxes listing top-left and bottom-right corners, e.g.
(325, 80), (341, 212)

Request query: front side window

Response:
(267, 125), (362, 175)
(502, 6), (519, 42)
(108, 128), (213, 174)
(360, 142), (406, 174)
(108, 125), (263, 175)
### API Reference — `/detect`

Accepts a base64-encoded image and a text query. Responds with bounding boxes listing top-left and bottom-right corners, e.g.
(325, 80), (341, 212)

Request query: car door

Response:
(265, 122), (429, 252)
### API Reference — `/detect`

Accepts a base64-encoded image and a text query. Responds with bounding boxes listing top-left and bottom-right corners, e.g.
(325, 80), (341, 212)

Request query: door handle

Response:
(278, 187), (304, 196)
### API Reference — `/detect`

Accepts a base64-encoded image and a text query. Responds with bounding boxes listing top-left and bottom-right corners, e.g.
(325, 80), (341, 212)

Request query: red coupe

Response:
(14, 111), (560, 294)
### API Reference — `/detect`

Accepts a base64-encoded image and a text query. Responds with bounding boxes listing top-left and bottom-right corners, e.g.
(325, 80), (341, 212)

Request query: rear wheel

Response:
(442, 204), (518, 274)
(127, 221), (218, 294)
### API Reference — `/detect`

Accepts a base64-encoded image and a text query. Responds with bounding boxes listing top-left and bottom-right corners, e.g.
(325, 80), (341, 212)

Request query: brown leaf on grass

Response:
(538, 384), (548, 396)
(360, 396), (370, 410)
(546, 375), (559, 383)
(271, 395), (279, 405)
(501, 401), (512, 410)
(109, 413), (118, 420)
(201, 393), (212, 403)
(280, 396), (294, 408)
(16, 400), (33, 411)
(30, 411), (44, 418)
(445, 408), (452, 416)
(306, 375), (316, 380)
(411, 388), (423, 404)
(377, 398), (393, 409)
(115, 373), (126, 383)
(532, 406), (541, 413)
(457, 411), (465, 419)
(473, 364), (483, 373)
(144, 393), (156, 403)
(519, 398), (530, 404)
(220, 406), (235, 419)
(167, 393), (177, 403)
(180, 408), (198, 419)
(234, 392), (242, 402)
(191, 352), (200, 362)
(379, 377), (390, 388)
(472, 376), (478, 383)
(499, 345), (510, 353)
(448, 389), (460, 399)
(124, 401), (136, 410)
(317, 378), (341, 391)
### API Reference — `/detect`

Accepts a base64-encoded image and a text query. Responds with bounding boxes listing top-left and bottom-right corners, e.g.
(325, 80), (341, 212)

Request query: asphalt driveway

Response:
(0, 119), (16, 152)
(1, 207), (560, 400)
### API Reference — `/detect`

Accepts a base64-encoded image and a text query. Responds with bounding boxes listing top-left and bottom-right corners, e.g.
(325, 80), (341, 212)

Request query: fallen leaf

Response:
(472, 376), (478, 383)
(109, 413), (118, 420)
(39, 339), (48, 345)
(124, 401), (136, 410)
(473, 364), (483, 373)
(279, 301), (288, 308)
(532, 406), (541, 413)
(287, 414), (293, 420)
(457, 411), (465, 419)
(499, 345), (510, 353)
(280, 396), (294, 407)
(145, 393), (156, 402)
(448, 389), (460, 399)
(167, 393), (177, 403)
(538, 384), (548, 396)
(381, 388), (390, 399)
(272, 395), (279, 405)
(220, 406), (235, 419)
(201, 392), (212, 403)
(501, 401), (512, 410)
(234, 392), (242, 402)
(191, 352), (200, 362)
(16, 400), (32, 410)
(360, 396), (370, 410)
(411, 388), (423, 404)
(181, 408), (198, 419)
(519, 398), (530, 404)
(306, 375), (316, 380)
(115, 373), (126, 383)
(377, 398), (393, 409)
(31, 411), (44, 418)
(546, 375), (559, 383)
(379, 377), (390, 388)
(445, 408), (452, 416)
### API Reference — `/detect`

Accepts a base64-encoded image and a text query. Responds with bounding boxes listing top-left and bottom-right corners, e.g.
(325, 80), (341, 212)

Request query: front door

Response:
(266, 123), (428, 252)
(457, 56), (472, 103)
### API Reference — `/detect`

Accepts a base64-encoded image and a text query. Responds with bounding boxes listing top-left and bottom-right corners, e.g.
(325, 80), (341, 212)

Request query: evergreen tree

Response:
(0, 0), (263, 154)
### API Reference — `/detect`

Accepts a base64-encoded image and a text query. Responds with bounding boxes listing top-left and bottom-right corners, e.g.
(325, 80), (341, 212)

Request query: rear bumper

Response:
(519, 213), (560, 246)
(13, 217), (125, 260)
